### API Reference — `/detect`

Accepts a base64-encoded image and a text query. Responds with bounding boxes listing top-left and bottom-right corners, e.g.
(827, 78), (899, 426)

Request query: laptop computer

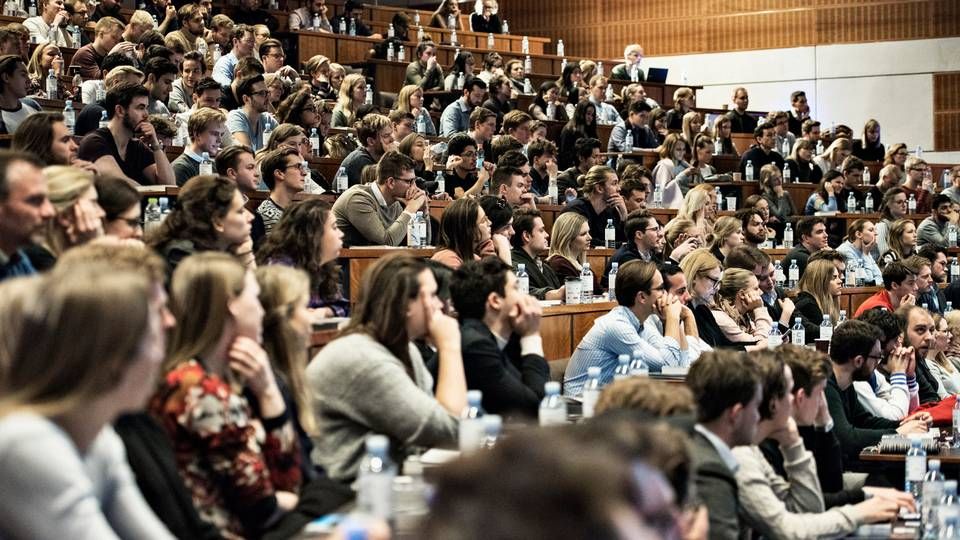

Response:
(646, 67), (668, 83)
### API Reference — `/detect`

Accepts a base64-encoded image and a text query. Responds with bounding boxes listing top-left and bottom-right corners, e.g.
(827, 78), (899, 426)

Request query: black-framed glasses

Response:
(866, 354), (883, 362)
(643, 225), (661, 232)
(251, 90), (268, 97)
(703, 274), (721, 288)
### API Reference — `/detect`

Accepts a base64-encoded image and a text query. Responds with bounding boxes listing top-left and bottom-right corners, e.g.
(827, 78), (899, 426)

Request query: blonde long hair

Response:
(256, 265), (316, 434)
(548, 212), (588, 270)
(678, 247), (721, 306)
(336, 73), (366, 126)
(41, 166), (98, 257)
(678, 185), (715, 236)
(797, 259), (840, 324)
(395, 84), (422, 114)
(709, 216), (741, 252)
(714, 267), (759, 332)
(817, 137), (852, 169)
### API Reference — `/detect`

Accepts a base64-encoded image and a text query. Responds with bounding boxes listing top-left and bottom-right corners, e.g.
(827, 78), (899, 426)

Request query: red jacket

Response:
(854, 289), (895, 317)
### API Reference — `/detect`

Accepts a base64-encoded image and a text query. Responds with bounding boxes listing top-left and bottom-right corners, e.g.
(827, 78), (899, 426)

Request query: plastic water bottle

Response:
(783, 223), (794, 248)
(768, 324), (782, 348)
(947, 301), (954, 314)
(339, 17), (346, 33)
(523, 77), (532, 94)
(788, 260), (799, 288)
(458, 390), (485, 452)
(435, 171), (445, 195)
(845, 261), (857, 286)
(199, 151), (213, 175)
(944, 169), (953, 190)
(62, 100), (75, 135)
(348, 17), (357, 36)
(605, 84), (614, 101)
(447, 13), (455, 28)
(413, 12), (421, 25)
(212, 43), (221, 64)
(939, 481), (960, 533)
(556, 39), (564, 57)
(364, 84), (373, 105)
(143, 198), (162, 235)
(613, 354), (630, 380)
(819, 314), (833, 340)
(407, 211), (424, 247)
(953, 399), (960, 447)
(653, 183), (663, 208)
(953, 258), (960, 283)
(905, 435), (926, 500)
(816, 140), (824, 154)
(416, 25), (425, 41)
(196, 39), (207, 57)
(456, 71), (465, 90)
(151, 13), (158, 28)
(582, 366), (602, 418)
(950, 224), (958, 247)
(781, 138), (791, 156)
(524, 55), (532, 74)
(909, 193), (917, 213)
(357, 435), (396, 520)
(450, 29), (458, 45)
(386, 42), (394, 61)
(774, 260), (785, 288)
(865, 192), (874, 213)
(629, 350), (648, 376)
(28, 0), (35, 16)
(98, 110), (109, 129)
(480, 415), (501, 450)
(538, 381), (567, 426)
(916, 145), (924, 158)
(397, 45), (405, 62)
(521, 35), (529, 54)
(846, 192), (857, 213)
(335, 166), (348, 192)
(46, 68), (57, 99)
(262, 124), (273, 147)
(309, 128), (320, 157)
(791, 317), (805, 346)
(624, 130), (633, 152)
(560, 58), (567, 73)
(311, 9), (321, 27)
(387, 22), (394, 38)
(783, 162), (791, 183)
(580, 262), (593, 304)
(714, 138), (723, 155)
(502, 19), (509, 34)
(548, 176), (558, 204)
(863, 167), (871, 186)
(516, 263), (529, 295)
(546, 102), (556, 120)
(604, 218), (616, 248)
(487, 32), (494, 48)
(608, 262), (618, 302)
(745, 160), (754, 181)
(597, 61), (604, 76)
(923, 460), (946, 531)
(837, 310), (847, 325)
(71, 24), (81, 46)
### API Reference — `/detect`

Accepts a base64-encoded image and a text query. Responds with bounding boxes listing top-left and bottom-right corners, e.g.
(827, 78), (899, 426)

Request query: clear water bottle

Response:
(597, 61), (604, 76)
(524, 55), (532, 74)
(143, 197), (162, 235)
(386, 42), (394, 61)
(546, 101), (556, 120)
(481, 414), (501, 450)
(845, 262), (856, 286)
(501, 19), (509, 34)
(450, 29), (457, 45)
(397, 45), (405, 62)
(196, 39), (207, 57)
(608, 262), (618, 302)
(909, 193), (917, 213)
(856, 260), (867, 286)
(863, 167), (871, 186)
(71, 24), (81, 46)
(98, 109), (109, 129)
(745, 160), (754, 181)
(916, 145), (924, 158)
(516, 263), (529, 295)
(28, 0), (35, 16)
(714, 137), (723, 155)
(782, 138), (791, 156)
(456, 71), (465, 90)
(943, 517), (960, 540)
(407, 211), (424, 247)
(952, 258), (960, 283)
(523, 77), (532, 94)
(212, 43), (221, 64)
(548, 176), (558, 204)
(837, 309), (847, 325)
(953, 399), (960, 447)
(416, 25), (424, 41)
(653, 183), (663, 208)
(604, 218), (616, 248)
(613, 354), (630, 380)
(788, 260), (799, 288)
(783, 162), (791, 183)
(263, 124), (273, 147)
(556, 39), (565, 57)
(335, 166), (349, 192)
(413, 12), (421, 25)
(923, 459), (946, 532)
(199, 151), (213, 175)
(387, 22), (394, 38)
(605, 84), (614, 101)
(46, 68), (57, 99)
(487, 32), (494, 48)
(631, 66), (639, 82)
(349, 17), (357, 36)
(905, 435), (927, 500)
(521, 35), (529, 54)
(938, 481), (960, 533)
(339, 17), (346, 33)
(950, 224), (958, 247)
(580, 262), (593, 304)
(560, 58), (567, 73)
(783, 223), (794, 248)
(774, 260), (785, 288)
(623, 130), (634, 153)
(819, 314), (833, 340)
(357, 434), (396, 521)
(846, 192), (857, 213)
(791, 317), (805, 346)
(865, 192), (874, 213)
(458, 390), (485, 452)
(538, 381), (567, 426)
(768, 324), (782, 348)
(945, 170), (953, 190)
(447, 13), (455, 28)
(629, 350), (648, 376)
(435, 171), (445, 195)
(310, 128), (320, 156)
(582, 366), (601, 418)
(364, 84), (373, 105)
(62, 99), (75, 135)
(816, 140), (824, 155)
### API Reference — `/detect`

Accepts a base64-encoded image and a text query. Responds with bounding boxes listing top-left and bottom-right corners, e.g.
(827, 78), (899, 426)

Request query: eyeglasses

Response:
(395, 175), (416, 184)
(866, 353), (883, 362)
(265, 52), (285, 59)
(702, 274), (721, 288)
(643, 225), (661, 232)
(250, 90), (268, 97)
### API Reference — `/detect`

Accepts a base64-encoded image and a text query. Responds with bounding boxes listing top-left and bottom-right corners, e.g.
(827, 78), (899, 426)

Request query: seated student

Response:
(837, 219), (883, 286)
(510, 208), (565, 300)
(526, 139), (558, 199)
(491, 166), (533, 209)
(610, 44), (644, 81)
(724, 245), (795, 328)
(738, 122), (785, 181)
(225, 75), (278, 152)
(502, 110), (532, 146)
(833, 156), (866, 213)
(254, 147), (305, 239)
(608, 99), (657, 153)
(22, 166), (104, 272)
(151, 252), (301, 538)
(565, 259), (692, 394)
(308, 255), (463, 483)
(855, 261), (917, 317)
(96, 176), (142, 241)
(432, 196), (510, 270)
(0, 55), (40, 134)
(257, 199), (347, 317)
(288, 0), (332, 31)
(443, 133), (489, 198)
(440, 77), (487, 136)
(168, 51), (204, 113)
(482, 75), (515, 130)
(24, 0), (75, 48)
(545, 211), (594, 284)
(825, 319), (927, 468)
(791, 259), (843, 342)
(11, 112), (94, 171)
(404, 41), (443, 91)
(737, 207), (767, 249)
(855, 309), (921, 421)
(77, 83), (175, 185)
(340, 113), (393, 188)
(917, 194), (954, 250)
(215, 144), (261, 194)
(561, 165), (627, 247)
(0, 152), (53, 281)
(785, 139), (823, 184)
(899, 304), (946, 404)
(917, 247), (949, 313)
(467, 106), (496, 160)
(212, 24), (256, 87)
(709, 267), (774, 352)
(142, 57), (177, 115)
(448, 257), (549, 417)
(677, 183), (717, 237)
(73, 17), (124, 79)
(726, 87), (757, 134)
(782, 216), (827, 279)
(0, 265), (173, 539)
(686, 349), (761, 539)
(707, 216), (744, 265)
(333, 151), (426, 247)
(331, 0), (377, 36)
(148, 175), (254, 274)
(879, 218), (918, 268)
(330, 73), (365, 129)
(557, 137), (601, 197)
(620, 166), (653, 212)
(608, 210), (697, 275)
(734, 350), (903, 538)
(928, 314), (960, 395)
(171, 108), (224, 186)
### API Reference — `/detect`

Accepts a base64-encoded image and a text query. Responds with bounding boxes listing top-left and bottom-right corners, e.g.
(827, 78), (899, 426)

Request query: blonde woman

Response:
(785, 139), (822, 183)
(679, 247), (750, 348)
(0, 266), (172, 538)
(681, 110), (703, 148)
(23, 166), (104, 271)
(547, 211), (599, 291)
(26, 41), (62, 97)
(653, 133), (690, 208)
(926, 314), (960, 396)
(664, 217), (703, 257)
(942, 311), (960, 375)
(303, 54), (333, 98)
(677, 185), (715, 237)
(674, 133), (727, 197)
(793, 259), (842, 342)
(879, 218), (917, 267)
(713, 114), (739, 157)
(331, 73), (365, 128)
(708, 215), (744, 263)
(883, 142), (908, 180)
(812, 137), (852, 175)
(853, 119), (885, 162)
(395, 84), (436, 136)
(709, 267), (773, 351)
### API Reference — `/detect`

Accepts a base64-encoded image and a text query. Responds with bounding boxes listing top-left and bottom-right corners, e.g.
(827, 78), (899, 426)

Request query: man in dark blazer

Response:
(450, 257), (550, 418)
(686, 349), (763, 540)
(510, 208), (565, 301)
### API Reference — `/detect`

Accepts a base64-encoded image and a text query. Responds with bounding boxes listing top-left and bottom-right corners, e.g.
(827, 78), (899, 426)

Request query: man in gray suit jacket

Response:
(332, 151), (427, 247)
(686, 349), (763, 540)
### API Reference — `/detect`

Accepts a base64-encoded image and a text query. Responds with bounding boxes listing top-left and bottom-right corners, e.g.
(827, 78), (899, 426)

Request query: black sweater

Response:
(825, 373), (899, 467)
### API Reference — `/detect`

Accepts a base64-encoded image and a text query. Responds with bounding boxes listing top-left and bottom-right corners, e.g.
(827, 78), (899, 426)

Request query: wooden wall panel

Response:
(934, 73), (960, 151)
(501, 0), (960, 59)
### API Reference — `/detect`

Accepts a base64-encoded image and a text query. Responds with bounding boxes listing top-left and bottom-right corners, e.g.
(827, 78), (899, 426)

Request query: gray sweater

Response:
(306, 333), (459, 482)
(332, 183), (411, 247)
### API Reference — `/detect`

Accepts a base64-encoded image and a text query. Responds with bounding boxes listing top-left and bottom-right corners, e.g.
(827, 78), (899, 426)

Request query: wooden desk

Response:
(540, 301), (616, 360)
(366, 20), (549, 55)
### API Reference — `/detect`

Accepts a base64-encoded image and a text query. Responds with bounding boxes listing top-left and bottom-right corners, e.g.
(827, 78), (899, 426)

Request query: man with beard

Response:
(737, 208), (767, 249)
(898, 304), (944, 404)
(77, 83), (175, 185)
(825, 320), (927, 468)
(904, 254), (945, 315)
(0, 151), (54, 280)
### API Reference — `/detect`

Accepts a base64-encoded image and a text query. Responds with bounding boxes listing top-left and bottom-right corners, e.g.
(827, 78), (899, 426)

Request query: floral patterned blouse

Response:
(150, 359), (301, 539)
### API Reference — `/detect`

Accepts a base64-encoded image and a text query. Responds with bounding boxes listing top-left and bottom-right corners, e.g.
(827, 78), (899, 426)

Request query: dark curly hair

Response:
(147, 175), (237, 252)
(276, 88), (324, 131)
(255, 199), (341, 303)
